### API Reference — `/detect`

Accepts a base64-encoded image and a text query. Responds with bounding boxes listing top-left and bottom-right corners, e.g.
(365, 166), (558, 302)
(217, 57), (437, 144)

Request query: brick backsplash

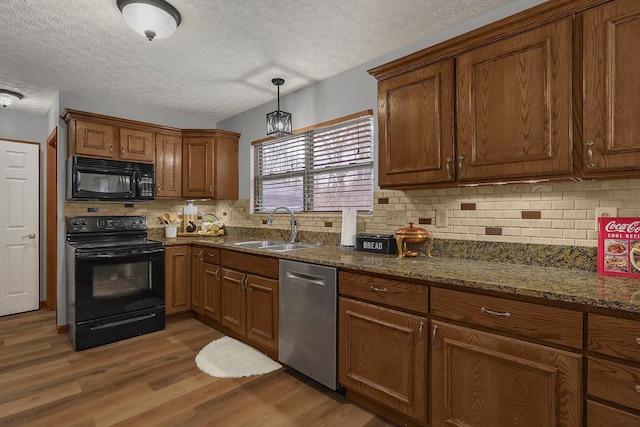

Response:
(63, 178), (640, 248)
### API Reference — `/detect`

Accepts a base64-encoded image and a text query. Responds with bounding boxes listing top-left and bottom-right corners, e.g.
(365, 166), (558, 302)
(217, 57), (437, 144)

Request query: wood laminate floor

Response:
(0, 309), (396, 427)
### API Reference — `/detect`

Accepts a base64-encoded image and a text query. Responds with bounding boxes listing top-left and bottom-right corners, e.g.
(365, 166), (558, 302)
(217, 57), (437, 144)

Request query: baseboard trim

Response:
(57, 325), (67, 334)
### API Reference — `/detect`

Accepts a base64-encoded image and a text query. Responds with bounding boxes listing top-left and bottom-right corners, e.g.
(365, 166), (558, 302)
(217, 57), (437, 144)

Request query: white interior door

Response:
(0, 140), (39, 316)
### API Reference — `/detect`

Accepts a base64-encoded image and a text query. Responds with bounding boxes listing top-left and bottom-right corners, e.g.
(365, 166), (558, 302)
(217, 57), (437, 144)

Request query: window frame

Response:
(252, 110), (374, 214)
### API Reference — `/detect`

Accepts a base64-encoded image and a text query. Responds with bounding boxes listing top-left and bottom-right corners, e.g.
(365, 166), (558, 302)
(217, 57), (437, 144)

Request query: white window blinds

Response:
(253, 112), (374, 213)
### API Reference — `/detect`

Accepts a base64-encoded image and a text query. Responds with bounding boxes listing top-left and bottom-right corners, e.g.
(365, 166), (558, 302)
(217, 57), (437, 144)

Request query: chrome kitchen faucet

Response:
(267, 206), (298, 243)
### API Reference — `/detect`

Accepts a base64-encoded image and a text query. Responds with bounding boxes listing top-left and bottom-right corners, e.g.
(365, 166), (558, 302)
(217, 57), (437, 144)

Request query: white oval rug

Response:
(195, 336), (282, 378)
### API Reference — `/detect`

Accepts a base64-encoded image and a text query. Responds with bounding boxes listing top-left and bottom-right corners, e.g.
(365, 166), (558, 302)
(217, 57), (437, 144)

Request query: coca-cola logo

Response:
(604, 220), (640, 233)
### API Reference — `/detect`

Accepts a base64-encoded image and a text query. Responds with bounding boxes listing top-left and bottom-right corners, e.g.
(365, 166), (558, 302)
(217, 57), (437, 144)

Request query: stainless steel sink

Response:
(233, 240), (320, 252)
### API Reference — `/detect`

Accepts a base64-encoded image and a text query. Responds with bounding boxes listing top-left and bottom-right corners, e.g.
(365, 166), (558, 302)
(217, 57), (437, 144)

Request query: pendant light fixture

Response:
(117, 0), (182, 41)
(0, 89), (24, 108)
(266, 78), (292, 137)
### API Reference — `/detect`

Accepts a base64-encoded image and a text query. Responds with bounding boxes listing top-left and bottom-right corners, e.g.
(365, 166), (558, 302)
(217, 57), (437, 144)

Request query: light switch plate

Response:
(436, 206), (448, 228)
(595, 207), (617, 230)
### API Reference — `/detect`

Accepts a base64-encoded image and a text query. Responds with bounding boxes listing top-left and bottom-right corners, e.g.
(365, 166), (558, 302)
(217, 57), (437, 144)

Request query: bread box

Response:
(356, 233), (397, 254)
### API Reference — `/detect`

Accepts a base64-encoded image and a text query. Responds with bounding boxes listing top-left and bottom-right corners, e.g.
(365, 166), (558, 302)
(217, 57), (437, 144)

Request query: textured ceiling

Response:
(0, 0), (521, 123)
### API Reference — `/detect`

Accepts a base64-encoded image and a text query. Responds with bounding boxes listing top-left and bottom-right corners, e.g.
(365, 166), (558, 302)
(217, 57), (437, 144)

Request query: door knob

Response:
(22, 233), (36, 239)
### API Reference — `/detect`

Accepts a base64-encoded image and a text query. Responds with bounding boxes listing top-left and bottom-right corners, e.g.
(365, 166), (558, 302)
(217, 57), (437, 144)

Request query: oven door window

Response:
(74, 249), (164, 321)
(93, 261), (151, 298)
(76, 169), (134, 198)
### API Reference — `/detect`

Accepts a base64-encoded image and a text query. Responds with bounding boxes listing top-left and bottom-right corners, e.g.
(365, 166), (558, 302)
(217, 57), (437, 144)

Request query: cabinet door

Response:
(164, 245), (191, 315)
(203, 263), (221, 322)
(245, 274), (278, 353)
(182, 137), (213, 198)
(154, 133), (182, 198)
(456, 18), (572, 182)
(221, 268), (246, 335)
(119, 128), (154, 162)
(582, 0), (640, 176)
(377, 59), (455, 188)
(73, 121), (116, 159)
(431, 320), (582, 427)
(190, 247), (203, 315)
(213, 135), (239, 200)
(339, 298), (427, 423)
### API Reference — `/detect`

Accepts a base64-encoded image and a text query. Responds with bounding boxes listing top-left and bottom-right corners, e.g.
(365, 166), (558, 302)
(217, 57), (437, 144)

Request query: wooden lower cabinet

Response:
(587, 313), (640, 424)
(190, 247), (204, 315)
(191, 246), (221, 323)
(430, 320), (583, 427)
(220, 250), (279, 357)
(164, 245), (191, 315)
(202, 261), (221, 322)
(339, 297), (427, 425)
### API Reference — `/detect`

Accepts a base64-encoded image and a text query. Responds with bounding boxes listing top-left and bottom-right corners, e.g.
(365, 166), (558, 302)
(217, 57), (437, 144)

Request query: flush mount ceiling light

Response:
(266, 78), (292, 137)
(117, 0), (182, 41)
(0, 89), (24, 108)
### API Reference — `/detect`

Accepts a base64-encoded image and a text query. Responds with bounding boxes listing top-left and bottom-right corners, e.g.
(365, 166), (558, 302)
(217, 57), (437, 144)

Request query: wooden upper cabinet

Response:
(456, 17), (573, 182)
(155, 133), (182, 198)
(377, 59), (455, 188)
(63, 109), (159, 163)
(582, 0), (640, 177)
(119, 128), (154, 162)
(72, 121), (116, 158)
(182, 130), (240, 200)
(182, 135), (213, 198)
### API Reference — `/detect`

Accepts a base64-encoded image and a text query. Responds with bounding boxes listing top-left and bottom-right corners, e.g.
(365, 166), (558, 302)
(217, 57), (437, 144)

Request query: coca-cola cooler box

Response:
(598, 217), (640, 277)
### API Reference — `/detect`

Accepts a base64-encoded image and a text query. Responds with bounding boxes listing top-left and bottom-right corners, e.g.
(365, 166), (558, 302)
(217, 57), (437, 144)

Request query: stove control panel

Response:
(67, 216), (147, 233)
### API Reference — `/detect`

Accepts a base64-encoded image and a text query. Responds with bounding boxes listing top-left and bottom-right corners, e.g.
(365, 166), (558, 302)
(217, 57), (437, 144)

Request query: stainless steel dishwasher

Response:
(279, 259), (338, 390)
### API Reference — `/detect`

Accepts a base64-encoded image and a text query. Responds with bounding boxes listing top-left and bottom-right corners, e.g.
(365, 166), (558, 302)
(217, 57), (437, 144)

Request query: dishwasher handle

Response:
(285, 271), (326, 286)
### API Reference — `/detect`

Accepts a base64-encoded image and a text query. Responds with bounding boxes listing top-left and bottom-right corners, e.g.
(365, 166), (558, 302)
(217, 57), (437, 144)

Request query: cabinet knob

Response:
(121, 147), (125, 156)
(109, 144), (113, 154)
(635, 384), (640, 393)
(586, 141), (595, 169)
(445, 158), (452, 179)
(636, 337), (640, 345)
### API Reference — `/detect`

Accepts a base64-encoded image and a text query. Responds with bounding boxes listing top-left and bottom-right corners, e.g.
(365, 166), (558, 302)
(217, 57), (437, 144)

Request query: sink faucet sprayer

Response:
(267, 206), (298, 243)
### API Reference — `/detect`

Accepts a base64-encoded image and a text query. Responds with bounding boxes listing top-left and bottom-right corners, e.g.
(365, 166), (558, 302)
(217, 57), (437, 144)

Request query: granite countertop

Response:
(157, 236), (640, 314)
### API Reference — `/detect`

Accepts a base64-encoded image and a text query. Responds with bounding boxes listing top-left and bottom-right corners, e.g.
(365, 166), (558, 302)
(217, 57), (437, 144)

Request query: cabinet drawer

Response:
(588, 313), (640, 362)
(587, 400), (640, 427)
(588, 357), (640, 411)
(431, 287), (583, 348)
(221, 250), (279, 279)
(339, 271), (428, 315)
(202, 248), (220, 265)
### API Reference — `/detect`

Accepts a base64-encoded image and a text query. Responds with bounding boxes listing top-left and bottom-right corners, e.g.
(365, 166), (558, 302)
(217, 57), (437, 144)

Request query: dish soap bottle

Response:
(183, 201), (198, 234)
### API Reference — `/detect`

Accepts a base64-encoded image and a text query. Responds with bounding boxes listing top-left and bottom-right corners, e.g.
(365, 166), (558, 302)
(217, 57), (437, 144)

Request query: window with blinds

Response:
(253, 112), (374, 213)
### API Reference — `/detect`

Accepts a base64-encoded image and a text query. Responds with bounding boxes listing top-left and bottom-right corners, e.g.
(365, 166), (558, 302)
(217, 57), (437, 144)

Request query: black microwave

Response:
(66, 156), (155, 201)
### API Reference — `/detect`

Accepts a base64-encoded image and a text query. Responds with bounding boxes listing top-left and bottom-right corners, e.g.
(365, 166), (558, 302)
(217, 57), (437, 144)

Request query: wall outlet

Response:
(436, 206), (448, 228)
(595, 207), (617, 230)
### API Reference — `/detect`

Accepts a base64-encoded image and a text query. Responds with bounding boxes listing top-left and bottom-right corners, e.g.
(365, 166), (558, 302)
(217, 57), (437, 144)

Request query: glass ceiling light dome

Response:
(0, 89), (24, 108)
(117, 0), (182, 41)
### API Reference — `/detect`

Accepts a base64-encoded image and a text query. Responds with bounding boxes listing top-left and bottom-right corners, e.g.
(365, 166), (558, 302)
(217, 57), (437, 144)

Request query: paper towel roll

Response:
(340, 207), (357, 247)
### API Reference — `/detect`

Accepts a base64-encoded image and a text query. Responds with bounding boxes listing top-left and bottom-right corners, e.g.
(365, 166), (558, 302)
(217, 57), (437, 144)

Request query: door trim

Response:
(46, 128), (57, 311)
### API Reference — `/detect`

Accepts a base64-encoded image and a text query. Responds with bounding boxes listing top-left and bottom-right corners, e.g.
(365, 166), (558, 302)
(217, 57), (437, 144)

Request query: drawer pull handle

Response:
(418, 321), (425, 346)
(370, 286), (388, 294)
(636, 384), (640, 393)
(636, 337), (640, 345)
(481, 307), (511, 318)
